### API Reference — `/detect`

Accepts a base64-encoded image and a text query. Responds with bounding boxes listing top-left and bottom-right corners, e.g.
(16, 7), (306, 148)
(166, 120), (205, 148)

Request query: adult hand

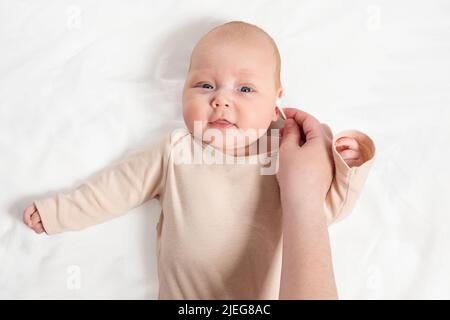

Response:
(276, 108), (338, 300)
(276, 108), (334, 206)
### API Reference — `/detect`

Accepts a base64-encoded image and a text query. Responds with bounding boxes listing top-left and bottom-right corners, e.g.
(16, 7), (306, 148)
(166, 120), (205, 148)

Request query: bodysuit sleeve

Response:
(324, 130), (376, 225)
(34, 131), (172, 235)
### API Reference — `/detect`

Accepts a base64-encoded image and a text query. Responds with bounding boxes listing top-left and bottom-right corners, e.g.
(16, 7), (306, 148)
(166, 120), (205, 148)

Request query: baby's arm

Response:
(22, 133), (171, 235)
(325, 130), (376, 224)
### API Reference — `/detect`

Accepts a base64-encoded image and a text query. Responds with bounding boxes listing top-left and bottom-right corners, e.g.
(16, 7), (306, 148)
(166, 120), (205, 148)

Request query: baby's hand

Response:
(23, 203), (46, 234)
(335, 137), (364, 168)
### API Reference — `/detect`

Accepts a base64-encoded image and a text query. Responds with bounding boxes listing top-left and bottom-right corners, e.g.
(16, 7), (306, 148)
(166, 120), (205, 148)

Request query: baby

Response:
(23, 21), (375, 299)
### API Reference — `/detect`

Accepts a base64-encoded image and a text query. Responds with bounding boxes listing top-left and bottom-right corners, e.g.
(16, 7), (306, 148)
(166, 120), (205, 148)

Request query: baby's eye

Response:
(240, 86), (253, 93)
(201, 83), (214, 89)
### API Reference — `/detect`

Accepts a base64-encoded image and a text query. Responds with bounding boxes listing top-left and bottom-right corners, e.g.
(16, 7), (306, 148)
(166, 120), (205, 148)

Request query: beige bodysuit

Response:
(34, 127), (376, 299)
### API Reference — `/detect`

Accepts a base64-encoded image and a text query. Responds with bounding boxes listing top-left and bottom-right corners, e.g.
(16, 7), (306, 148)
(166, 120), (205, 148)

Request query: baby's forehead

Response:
(190, 43), (276, 75)
(198, 35), (273, 55)
(190, 68), (263, 78)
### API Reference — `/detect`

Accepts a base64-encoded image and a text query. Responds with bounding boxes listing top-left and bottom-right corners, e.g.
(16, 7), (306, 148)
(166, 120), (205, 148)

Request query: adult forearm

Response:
(279, 195), (338, 300)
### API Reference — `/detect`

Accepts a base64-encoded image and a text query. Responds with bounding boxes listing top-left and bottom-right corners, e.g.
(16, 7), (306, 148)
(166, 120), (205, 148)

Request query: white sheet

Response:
(1, 0), (449, 299)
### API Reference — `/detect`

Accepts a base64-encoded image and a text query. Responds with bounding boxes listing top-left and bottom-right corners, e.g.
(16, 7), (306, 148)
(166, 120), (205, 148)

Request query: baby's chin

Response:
(186, 119), (276, 152)
(196, 126), (269, 154)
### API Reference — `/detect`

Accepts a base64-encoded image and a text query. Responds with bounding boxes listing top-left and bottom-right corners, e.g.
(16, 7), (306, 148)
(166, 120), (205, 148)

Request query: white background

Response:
(1, 0), (449, 299)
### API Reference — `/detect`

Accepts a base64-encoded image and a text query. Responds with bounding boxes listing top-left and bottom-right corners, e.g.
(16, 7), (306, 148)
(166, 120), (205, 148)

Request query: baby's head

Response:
(182, 21), (283, 153)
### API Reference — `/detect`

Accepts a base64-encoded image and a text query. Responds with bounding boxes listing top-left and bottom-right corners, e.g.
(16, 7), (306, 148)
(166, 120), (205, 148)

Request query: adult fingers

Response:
(280, 118), (301, 147)
(321, 123), (333, 140)
(282, 108), (325, 142)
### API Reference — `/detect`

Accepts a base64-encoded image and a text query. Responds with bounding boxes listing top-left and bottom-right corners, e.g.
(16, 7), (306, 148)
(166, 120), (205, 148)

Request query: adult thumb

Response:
(281, 118), (301, 147)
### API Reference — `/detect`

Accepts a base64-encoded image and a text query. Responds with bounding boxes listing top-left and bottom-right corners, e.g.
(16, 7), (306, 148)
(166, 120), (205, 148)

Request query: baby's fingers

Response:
(344, 158), (364, 168)
(30, 211), (41, 226)
(23, 204), (37, 227)
(33, 222), (45, 234)
(335, 137), (359, 152)
(338, 149), (360, 160)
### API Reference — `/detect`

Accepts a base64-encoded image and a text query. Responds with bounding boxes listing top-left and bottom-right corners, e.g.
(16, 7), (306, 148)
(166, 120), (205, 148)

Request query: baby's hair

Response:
(188, 21), (282, 90)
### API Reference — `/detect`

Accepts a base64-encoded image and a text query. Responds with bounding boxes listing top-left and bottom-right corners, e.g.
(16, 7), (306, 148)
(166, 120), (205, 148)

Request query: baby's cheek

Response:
(183, 104), (208, 133)
(236, 121), (268, 146)
(238, 107), (273, 131)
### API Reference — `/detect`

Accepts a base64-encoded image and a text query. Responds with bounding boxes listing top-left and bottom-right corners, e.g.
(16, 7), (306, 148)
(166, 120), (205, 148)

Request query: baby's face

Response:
(182, 37), (281, 152)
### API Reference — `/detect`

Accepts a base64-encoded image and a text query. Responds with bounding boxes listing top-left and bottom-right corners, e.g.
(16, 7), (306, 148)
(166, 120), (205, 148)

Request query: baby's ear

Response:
(272, 107), (280, 122)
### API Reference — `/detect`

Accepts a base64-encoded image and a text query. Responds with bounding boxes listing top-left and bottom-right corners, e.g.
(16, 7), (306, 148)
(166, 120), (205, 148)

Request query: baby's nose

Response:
(214, 102), (230, 108)
(212, 93), (232, 108)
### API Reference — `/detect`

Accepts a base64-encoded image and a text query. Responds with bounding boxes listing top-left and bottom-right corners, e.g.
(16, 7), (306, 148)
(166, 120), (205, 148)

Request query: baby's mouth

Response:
(208, 119), (237, 129)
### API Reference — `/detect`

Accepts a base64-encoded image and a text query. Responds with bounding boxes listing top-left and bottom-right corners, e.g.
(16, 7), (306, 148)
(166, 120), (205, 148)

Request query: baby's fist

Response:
(335, 137), (364, 168)
(23, 203), (45, 234)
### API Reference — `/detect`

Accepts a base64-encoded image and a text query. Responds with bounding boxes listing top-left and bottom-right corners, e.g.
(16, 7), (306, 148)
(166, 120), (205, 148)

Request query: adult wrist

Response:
(280, 186), (324, 208)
